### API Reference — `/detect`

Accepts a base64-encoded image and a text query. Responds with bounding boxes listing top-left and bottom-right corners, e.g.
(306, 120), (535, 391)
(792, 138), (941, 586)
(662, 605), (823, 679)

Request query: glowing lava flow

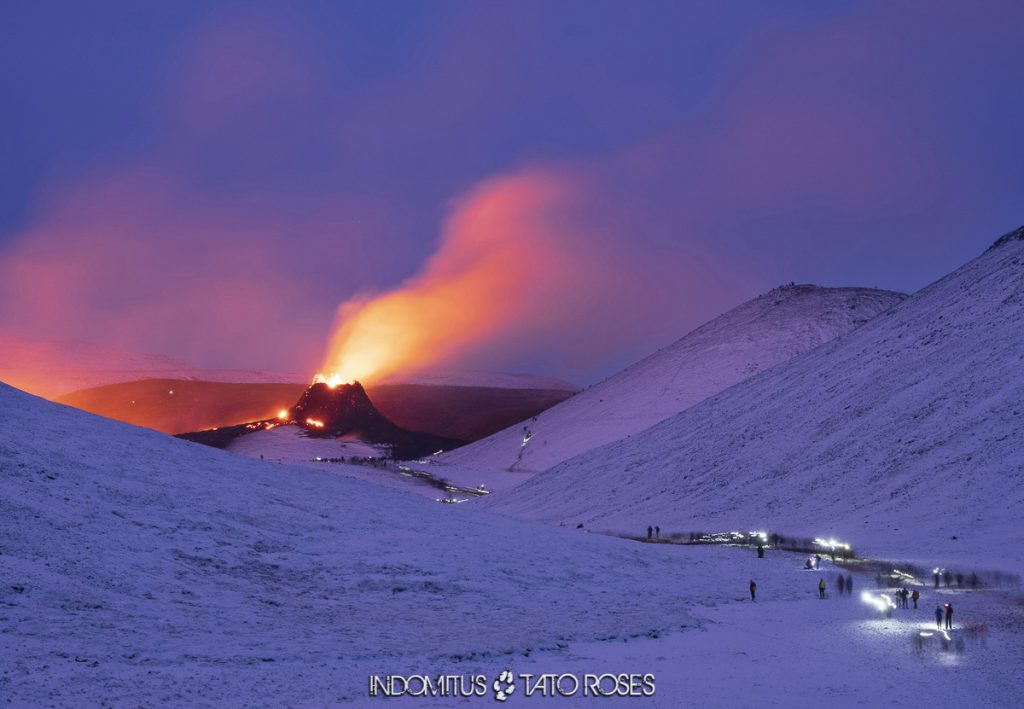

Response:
(312, 372), (351, 389)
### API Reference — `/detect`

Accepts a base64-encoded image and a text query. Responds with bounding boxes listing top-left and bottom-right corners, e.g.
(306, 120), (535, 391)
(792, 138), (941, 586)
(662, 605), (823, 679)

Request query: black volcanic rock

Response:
(287, 381), (397, 438)
(178, 380), (466, 459)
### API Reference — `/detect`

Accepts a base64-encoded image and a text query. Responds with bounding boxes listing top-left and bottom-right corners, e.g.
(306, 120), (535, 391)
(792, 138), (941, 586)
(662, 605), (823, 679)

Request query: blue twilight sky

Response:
(0, 1), (1022, 381)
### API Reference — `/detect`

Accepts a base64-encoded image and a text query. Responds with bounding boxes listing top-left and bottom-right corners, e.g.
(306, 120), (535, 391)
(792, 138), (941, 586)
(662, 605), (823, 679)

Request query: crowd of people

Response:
(746, 546), (966, 634)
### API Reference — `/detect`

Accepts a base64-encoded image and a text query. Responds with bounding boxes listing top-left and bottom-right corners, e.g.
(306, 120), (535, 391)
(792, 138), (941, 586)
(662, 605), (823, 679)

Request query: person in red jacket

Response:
(944, 603), (954, 630)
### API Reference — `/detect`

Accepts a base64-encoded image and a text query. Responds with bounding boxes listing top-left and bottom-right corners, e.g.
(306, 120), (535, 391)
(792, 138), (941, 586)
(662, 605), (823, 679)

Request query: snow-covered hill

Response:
(2, 276), (1022, 705)
(480, 227), (1024, 574)
(442, 285), (905, 473)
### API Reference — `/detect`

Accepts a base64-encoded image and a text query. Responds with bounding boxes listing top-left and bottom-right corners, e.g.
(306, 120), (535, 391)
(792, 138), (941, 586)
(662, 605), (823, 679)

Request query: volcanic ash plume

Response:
(320, 170), (575, 384)
(318, 166), (728, 386)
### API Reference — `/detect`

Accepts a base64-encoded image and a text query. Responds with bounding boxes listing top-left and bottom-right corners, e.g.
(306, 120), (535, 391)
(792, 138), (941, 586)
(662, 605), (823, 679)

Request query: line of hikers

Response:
(893, 587), (920, 608)
(646, 525), (660, 539)
(748, 577), (958, 632)
(933, 568), (979, 589)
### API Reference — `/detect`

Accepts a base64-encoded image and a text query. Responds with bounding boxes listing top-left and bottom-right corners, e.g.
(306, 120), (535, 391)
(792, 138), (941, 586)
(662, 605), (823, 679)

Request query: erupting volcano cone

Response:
(178, 379), (466, 459)
(286, 381), (398, 438)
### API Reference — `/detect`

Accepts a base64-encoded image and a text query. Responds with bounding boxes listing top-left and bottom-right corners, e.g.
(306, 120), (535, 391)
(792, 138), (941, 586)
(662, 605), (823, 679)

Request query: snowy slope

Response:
(2, 362), (1022, 703)
(480, 227), (1024, 574)
(0, 381), (744, 704)
(442, 285), (904, 473)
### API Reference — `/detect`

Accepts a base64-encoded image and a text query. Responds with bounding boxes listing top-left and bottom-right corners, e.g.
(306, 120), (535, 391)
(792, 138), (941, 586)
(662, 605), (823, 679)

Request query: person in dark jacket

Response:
(749, 580), (757, 601)
(647, 526), (653, 540)
(655, 525), (660, 538)
(846, 575), (853, 594)
(911, 589), (920, 608)
(944, 603), (953, 630)
(836, 575), (845, 596)
(818, 578), (826, 599)
(934, 606), (943, 629)
(757, 544), (765, 558)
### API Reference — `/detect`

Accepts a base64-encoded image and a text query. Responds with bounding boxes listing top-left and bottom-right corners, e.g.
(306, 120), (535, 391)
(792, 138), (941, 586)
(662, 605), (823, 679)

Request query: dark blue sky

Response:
(1, 1), (1022, 380)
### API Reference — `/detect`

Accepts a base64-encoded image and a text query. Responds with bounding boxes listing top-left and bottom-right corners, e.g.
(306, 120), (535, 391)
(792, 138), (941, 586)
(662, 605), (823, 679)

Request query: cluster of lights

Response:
(814, 537), (852, 551)
(696, 531), (767, 544)
(891, 569), (920, 584)
(306, 418), (325, 428)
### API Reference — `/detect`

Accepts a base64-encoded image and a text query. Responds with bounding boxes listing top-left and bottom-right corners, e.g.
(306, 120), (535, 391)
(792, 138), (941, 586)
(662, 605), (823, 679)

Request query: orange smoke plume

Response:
(320, 170), (579, 383)
(319, 166), (724, 385)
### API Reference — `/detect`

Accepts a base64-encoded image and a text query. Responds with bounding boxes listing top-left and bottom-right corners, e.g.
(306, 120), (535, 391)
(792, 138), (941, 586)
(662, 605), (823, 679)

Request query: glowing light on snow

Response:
(814, 537), (851, 551)
(277, 409), (289, 420)
(305, 418), (325, 428)
(891, 569), (920, 584)
(861, 590), (896, 613)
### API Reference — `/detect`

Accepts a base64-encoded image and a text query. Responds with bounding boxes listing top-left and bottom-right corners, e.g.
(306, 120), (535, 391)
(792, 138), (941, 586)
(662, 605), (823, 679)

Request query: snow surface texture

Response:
(0, 383), (735, 704)
(442, 286), (904, 474)
(481, 231), (1024, 574)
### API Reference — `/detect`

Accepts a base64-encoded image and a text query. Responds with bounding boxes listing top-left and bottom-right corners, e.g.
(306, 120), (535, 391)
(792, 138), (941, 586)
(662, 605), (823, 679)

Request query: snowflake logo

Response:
(492, 669), (516, 702)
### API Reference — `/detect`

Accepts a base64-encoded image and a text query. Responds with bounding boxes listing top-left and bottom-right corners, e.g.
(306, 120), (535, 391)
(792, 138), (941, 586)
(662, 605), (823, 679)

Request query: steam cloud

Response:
(319, 167), (730, 384)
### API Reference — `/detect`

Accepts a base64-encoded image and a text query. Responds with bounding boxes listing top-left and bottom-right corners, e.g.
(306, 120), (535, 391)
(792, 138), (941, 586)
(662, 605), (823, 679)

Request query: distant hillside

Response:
(480, 227), (1024, 572)
(443, 285), (905, 473)
(56, 378), (576, 441)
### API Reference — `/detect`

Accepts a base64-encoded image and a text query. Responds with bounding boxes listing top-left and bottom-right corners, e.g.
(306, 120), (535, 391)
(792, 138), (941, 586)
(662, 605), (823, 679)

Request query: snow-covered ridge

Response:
(988, 223), (1024, 250)
(480, 230), (1024, 573)
(441, 284), (905, 473)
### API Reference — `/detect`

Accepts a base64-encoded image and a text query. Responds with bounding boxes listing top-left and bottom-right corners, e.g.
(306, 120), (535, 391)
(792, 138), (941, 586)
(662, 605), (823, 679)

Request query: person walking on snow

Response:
(749, 580), (757, 601)
(818, 578), (826, 599)
(934, 606), (943, 629)
(655, 525), (660, 538)
(846, 575), (853, 594)
(647, 526), (653, 540)
(911, 589), (920, 608)
(836, 575), (845, 596)
(944, 603), (953, 630)
(814, 554), (821, 569)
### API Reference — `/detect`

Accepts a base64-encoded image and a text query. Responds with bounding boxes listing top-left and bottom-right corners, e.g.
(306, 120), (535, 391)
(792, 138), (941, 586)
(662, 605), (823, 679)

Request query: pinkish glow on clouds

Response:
(0, 1), (1022, 381)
